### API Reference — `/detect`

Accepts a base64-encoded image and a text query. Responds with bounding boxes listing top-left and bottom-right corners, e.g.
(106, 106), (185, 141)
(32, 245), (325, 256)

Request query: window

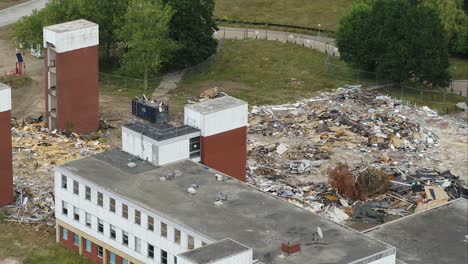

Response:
(189, 137), (201, 158)
(85, 213), (91, 227)
(161, 222), (167, 238)
(122, 204), (128, 219)
(134, 210), (141, 225)
(174, 256), (178, 264)
(148, 216), (154, 231)
(110, 225), (116, 240)
(148, 244), (154, 259)
(73, 207), (80, 221)
(109, 198), (116, 213)
(86, 240), (91, 252)
(110, 252), (116, 264)
(122, 231), (128, 246)
(62, 201), (68, 215)
(62, 228), (68, 240)
(73, 234), (79, 246)
(85, 186), (91, 200)
(97, 246), (103, 258)
(122, 259), (128, 264)
(161, 249), (167, 264)
(61, 175), (67, 189)
(202, 242), (207, 246)
(98, 219), (104, 233)
(188, 235), (195, 250)
(73, 180), (79, 195)
(97, 192), (103, 207)
(174, 229), (181, 244)
(134, 237), (141, 253)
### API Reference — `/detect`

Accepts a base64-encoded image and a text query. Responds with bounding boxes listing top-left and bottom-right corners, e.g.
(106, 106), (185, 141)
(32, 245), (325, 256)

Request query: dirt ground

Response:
(0, 26), (132, 148)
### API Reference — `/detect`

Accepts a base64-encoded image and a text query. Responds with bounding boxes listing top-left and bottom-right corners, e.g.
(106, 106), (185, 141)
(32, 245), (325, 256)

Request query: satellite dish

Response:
(317, 227), (323, 239)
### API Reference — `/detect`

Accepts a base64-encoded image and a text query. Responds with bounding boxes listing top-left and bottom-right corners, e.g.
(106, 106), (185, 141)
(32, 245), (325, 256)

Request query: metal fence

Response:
(324, 59), (467, 112)
(99, 37), (225, 91)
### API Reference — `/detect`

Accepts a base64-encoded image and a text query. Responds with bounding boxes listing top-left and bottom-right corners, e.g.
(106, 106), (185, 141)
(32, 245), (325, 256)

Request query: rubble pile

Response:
(247, 86), (467, 225)
(5, 117), (111, 224)
(187, 87), (226, 104)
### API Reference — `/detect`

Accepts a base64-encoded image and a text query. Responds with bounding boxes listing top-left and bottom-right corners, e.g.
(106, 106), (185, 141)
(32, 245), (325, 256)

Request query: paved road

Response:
(0, 0), (48, 28)
(215, 26), (340, 57)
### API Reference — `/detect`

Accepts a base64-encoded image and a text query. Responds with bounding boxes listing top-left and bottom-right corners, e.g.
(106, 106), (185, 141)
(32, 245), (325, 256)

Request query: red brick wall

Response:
(0, 110), (13, 206)
(55, 46), (99, 134)
(107, 250), (123, 264)
(83, 239), (103, 264)
(59, 226), (79, 251)
(201, 126), (247, 182)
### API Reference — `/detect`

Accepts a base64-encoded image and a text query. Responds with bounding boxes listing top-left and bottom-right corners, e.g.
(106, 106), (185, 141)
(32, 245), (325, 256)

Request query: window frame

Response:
(174, 228), (181, 245)
(134, 210), (141, 225)
(98, 219), (104, 233)
(97, 246), (103, 258)
(161, 222), (167, 238)
(61, 175), (67, 189)
(122, 231), (129, 246)
(73, 180), (79, 195)
(109, 198), (116, 213)
(85, 186), (91, 201)
(147, 216), (154, 231)
(62, 228), (68, 240)
(97, 192), (103, 207)
(62, 201), (68, 215)
(85, 212), (91, 227)
(161, 249), (168, 264)
(148, 244), (154, 259)
(110, 225), (116, 240)
(73, 206), (80, 221)
(85, 239), (92, 252)
(134, 237), (141, 253)
(73, 233), (79, 246)
(122, 204), (128, 219)
(188, 235), (195, 250)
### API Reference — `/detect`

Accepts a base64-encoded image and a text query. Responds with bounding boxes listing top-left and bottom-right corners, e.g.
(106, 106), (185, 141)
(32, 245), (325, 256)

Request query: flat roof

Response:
(365, 198), (468, 264)
(178, 239), (250, 264)
(124, 122), (200, 141)
(0, 83), (10, 91)
(60, 150), (393, 264)
(185, 96), (247, 115)
(44, 19), (97, 33)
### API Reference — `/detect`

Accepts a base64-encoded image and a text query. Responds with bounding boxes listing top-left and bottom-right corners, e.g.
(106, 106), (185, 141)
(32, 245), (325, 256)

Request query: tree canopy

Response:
(117, 0), (179, 89)
(14, 0), (217, 78)
(336, 0), (451, 87)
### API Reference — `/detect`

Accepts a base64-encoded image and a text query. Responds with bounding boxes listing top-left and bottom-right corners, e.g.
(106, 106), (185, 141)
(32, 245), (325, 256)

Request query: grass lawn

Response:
(449, 57), (468, 79)
(0, 216), (92, 264)
(214, 0), (353, 31)
(168, 39), (349, 117)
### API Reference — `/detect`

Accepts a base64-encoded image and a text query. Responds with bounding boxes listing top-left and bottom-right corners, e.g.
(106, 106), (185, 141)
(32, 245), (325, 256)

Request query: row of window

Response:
(61, 176), (202, 250)
(62, 227), (129, 264)
(62, 201), (197, 262)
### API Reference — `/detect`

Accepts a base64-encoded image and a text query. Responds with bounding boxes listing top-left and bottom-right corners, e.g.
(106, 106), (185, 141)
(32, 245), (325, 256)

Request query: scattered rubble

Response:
(4, 117), (111, 224)
(247, 86), (467, 226)
(187, 87), (226, 104)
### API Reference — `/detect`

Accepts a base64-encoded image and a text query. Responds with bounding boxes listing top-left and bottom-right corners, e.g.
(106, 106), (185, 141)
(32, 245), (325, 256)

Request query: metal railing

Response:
(126, 121), (198, 141)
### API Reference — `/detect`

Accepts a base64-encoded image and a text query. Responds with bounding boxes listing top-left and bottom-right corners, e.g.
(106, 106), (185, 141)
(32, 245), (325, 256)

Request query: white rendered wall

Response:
(184, 104), (248, 137)
(158, 139), (189, 166)
(366, 254), (396, 264)
(43, 20), (99, 53)
(54, 168), (213, 264)
(0, 85), (12, 112)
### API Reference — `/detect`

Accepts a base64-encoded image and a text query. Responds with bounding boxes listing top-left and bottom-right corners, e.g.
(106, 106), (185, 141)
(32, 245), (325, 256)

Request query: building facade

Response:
(43, 19), (99, 134)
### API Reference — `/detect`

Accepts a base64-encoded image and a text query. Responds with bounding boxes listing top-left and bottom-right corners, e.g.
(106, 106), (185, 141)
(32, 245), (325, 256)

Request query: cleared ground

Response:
(168, 39), (348, 118)
(215, 0), (353, 31)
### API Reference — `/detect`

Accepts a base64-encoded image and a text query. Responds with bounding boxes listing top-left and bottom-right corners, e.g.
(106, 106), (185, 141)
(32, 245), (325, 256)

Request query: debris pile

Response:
(187, 87), (226, 104)
(5, 117), (111, 224)
(247, 86), (467, 225)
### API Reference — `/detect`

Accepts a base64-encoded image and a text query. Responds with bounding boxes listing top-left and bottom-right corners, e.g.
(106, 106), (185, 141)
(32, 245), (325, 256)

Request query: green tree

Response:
(162, 0), (218, 66)
(336, 0), (450, 87)
(117, 0), (179, 90)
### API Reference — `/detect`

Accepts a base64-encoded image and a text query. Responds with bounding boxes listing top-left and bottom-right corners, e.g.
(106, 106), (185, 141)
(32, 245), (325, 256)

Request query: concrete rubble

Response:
(3, 117), (111, 225)
(247, 86), (467, 226)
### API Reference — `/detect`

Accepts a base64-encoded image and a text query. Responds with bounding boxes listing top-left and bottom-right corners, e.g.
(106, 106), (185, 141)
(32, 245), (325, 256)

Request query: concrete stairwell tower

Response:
(0, 83), (13, 206)
(43, 19), (99, 134)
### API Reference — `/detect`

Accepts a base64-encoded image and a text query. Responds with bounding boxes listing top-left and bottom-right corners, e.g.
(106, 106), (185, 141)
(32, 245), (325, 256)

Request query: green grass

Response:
(215, 0), (353, 31)
(0, 76), (32, 88)
(0, 222), (93, 264)
(449, 57), (468, 79)
(169, 39), (348, 114)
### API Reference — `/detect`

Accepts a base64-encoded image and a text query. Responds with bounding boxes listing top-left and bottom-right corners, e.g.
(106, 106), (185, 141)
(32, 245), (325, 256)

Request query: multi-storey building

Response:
(55, 96), (396, 264)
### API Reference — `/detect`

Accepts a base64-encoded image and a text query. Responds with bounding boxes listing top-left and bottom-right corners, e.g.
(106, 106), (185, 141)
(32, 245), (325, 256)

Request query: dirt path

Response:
(152, 70), (185, 100)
